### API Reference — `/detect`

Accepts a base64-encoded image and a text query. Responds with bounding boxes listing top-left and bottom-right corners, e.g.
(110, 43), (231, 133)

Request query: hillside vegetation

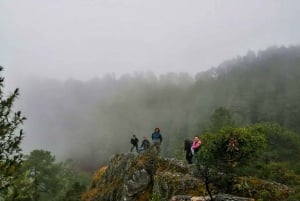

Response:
(1, 45), (299, 200)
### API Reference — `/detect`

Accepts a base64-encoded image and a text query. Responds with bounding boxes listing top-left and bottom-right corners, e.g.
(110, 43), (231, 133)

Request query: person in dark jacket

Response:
(184, 139), (193, 164)
(139, 136), (150, 153)
(151, 128), (162, 152)
(130, 134), (139, 152)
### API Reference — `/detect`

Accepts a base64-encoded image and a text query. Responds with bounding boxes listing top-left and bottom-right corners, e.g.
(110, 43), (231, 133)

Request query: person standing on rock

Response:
(130, 134), (139, 152)
(151, 127), (163, 152)
(191, 136), (201, 155)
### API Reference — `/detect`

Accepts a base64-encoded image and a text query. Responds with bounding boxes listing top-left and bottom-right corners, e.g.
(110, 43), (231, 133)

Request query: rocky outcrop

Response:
(82, 149), (205, 201)
(82, 148), (291, 201)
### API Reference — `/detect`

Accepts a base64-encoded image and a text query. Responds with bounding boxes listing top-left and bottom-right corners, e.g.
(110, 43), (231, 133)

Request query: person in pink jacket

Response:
(191, 136), (201, 155)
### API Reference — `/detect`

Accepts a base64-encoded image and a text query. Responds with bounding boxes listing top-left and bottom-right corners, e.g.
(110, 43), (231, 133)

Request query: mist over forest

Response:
(17, 45), (300, 171)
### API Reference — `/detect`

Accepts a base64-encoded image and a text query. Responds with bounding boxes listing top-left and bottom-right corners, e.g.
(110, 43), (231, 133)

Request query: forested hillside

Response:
(2, 45), (300, 200)
(199, 46), (300, 131)
(18, 45), (300, 170)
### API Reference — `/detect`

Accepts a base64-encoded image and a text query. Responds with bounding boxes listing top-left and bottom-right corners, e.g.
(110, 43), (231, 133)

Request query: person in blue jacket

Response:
(151, 127), (162, 152)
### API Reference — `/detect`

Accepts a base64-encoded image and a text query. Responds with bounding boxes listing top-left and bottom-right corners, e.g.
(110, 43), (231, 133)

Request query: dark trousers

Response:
(131, 144), (138, 152)
(185, 151), (193, 164)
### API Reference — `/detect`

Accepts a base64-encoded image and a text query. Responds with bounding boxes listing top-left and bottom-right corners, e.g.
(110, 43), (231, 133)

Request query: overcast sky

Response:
(1, 0), (300, 88)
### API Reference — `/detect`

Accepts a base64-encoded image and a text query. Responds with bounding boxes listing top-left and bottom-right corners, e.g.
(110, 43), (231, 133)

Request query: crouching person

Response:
(138, 136), (150, 153)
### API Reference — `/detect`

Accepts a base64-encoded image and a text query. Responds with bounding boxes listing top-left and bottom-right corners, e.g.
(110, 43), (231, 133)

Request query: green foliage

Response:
(233, 123), (300, 200)
(0, 66), (26, 191)
(255, 123), (300, 166)
(150, 192), (162, 201)
(195, 125), (267, 193)
(241, 123), (300, 177)
(195, 122), (300, 200)
(208, 107), (235, 132)
(61, 182), (88, 201)
(232, 176), (292, 201)
(4, 150), (90, 201)
(58, 160), (91, 201)
(197, 126), (267, 170)
(288, 185), (300, 201)
(260, 162), (300, 185)
(4, 150), (61, 201)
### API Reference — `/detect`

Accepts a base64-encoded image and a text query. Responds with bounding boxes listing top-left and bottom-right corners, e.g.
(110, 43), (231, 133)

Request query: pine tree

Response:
(0, 66), (26, 190)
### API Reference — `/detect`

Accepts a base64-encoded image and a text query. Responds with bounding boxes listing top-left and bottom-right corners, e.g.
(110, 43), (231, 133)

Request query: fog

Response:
(2, 0), (300, 86)
(1, 1), (300, 170)
(17, 73), (197, 170)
